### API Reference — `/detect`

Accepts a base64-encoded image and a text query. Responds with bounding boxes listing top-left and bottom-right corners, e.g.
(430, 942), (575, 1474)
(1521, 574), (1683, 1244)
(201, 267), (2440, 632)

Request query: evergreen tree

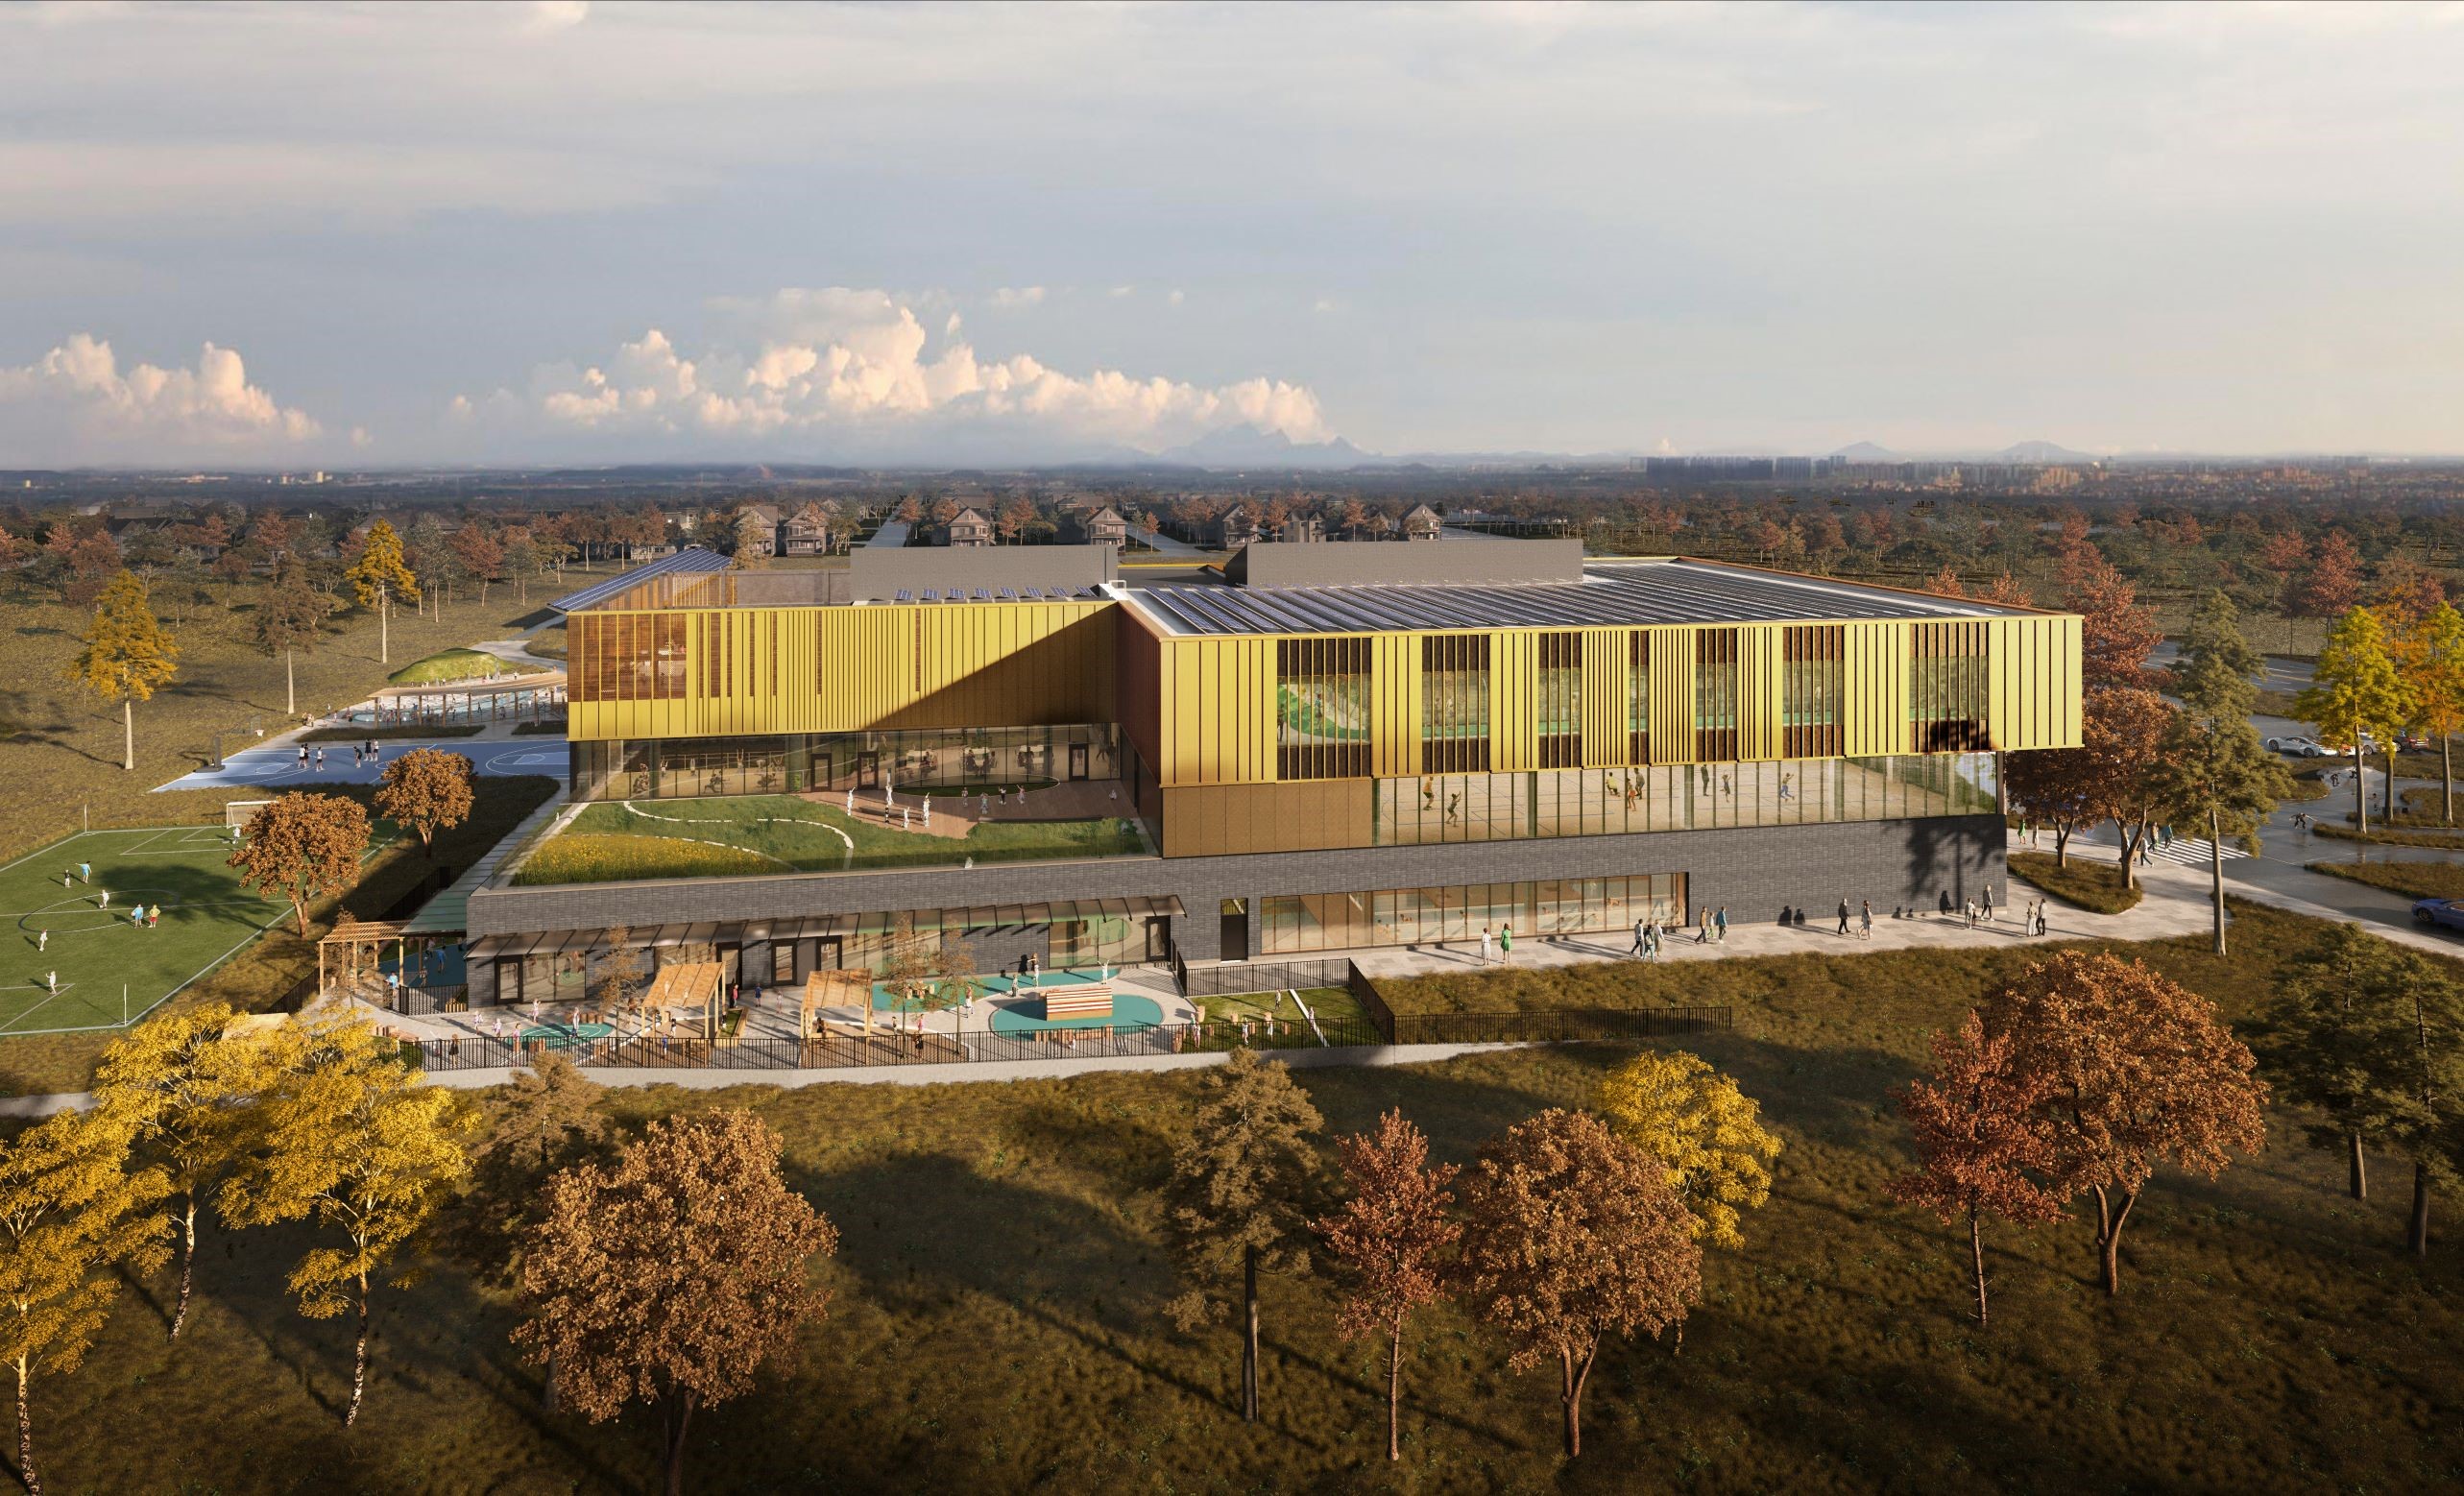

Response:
(2149, 591), (2293, 952)
(62, 568), (179, 772)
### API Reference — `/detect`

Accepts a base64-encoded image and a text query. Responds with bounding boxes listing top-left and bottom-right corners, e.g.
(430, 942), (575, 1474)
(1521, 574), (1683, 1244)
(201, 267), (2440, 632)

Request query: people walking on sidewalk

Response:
(1836, 898), (1850, 936)
(1859, 900), (1873, 939)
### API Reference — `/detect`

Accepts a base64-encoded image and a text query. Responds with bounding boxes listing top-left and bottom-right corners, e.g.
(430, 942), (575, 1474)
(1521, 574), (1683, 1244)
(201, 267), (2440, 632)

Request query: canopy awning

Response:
(466, 896), (1184, 958)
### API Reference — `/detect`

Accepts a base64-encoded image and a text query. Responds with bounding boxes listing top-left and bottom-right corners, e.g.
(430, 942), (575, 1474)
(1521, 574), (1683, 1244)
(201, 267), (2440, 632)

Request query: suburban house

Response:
(940, 507), (996, 547)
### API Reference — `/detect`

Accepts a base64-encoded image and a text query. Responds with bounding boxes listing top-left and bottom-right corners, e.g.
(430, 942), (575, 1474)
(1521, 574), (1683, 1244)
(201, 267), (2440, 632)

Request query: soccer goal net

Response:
(223, 799), (273, 834)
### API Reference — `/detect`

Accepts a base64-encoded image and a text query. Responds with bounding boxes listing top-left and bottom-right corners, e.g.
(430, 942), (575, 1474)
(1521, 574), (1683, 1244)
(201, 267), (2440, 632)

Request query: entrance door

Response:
(1068, 743), (1090, 781)
(1219, 899), (1248, 962)
(1144, 916), (1172, 963)
(717, 944), (742, 993)
(856, 752), (881, 788)
(493, 957), (522, 1006)
(815, 936), (845, 971)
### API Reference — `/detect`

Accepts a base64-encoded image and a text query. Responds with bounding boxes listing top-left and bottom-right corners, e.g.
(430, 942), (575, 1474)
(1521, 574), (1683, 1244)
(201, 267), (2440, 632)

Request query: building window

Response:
(1783, 625), (1843, 758)
(1628, 631), (1650, 763)
(1276, 637), (1371, 780)
(1537, 632), (1582, 768)
(573, 615), (688, 703)
(1694, 629), (1738, 760)
(699, 614), (733, 699)
(1911, 621), (1992, 751)
(1421, 634), (1491, 773)
(1257, 875), (1687, 954)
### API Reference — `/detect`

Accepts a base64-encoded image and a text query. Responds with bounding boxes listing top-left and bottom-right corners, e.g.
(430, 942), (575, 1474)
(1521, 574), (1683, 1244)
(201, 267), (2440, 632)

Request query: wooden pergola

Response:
(639, 960), (724, 1041)
(799, 970), (872, 1037)
(319, 917), (414, 998)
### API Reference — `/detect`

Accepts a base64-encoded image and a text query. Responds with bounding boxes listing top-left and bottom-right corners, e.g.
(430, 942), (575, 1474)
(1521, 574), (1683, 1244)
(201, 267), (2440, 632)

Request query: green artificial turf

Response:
(18, 899), (2464, 1492)
(513, 794), (1150, 884)
(0, 822), (385, 1034)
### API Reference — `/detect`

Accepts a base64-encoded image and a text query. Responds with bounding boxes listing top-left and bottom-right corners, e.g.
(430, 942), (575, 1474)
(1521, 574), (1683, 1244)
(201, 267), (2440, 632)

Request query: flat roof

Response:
(1123, 557), (2045, 637)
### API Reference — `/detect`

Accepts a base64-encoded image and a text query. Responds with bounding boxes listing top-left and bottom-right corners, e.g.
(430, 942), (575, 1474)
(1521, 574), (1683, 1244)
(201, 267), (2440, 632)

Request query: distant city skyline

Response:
(6, 1), (2464, 466)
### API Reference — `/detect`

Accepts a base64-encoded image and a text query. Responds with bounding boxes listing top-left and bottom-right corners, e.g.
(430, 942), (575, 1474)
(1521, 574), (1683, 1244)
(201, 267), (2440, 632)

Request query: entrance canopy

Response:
(466, 896), (1186, 961)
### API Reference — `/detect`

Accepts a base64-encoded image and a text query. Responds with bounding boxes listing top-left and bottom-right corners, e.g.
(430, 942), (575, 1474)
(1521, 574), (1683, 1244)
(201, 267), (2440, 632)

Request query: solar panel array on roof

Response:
(548, 547), (731, 615)
(1127, 560), (2022, 636)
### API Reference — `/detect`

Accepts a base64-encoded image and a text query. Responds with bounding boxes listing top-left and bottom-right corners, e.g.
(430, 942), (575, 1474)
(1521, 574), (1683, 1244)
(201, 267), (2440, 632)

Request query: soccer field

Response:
(0, 825), (365, 1035)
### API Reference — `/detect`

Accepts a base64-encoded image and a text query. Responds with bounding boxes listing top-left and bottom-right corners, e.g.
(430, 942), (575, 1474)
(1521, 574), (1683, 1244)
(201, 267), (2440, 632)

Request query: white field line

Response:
(616, 800), (850, 860)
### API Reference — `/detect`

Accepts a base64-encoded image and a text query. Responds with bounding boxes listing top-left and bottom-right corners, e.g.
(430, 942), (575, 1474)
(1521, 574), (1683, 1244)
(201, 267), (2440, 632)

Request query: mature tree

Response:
(2065, 552), (2162, 692)
(514, 1112), (834, 1496)
(1988, 953), (2267, 1294)
(2254, 925), (2416, 1204)
(498, 527), (544, 605)
(62, 568), (179, 772)
(1316, 1110), (1459, 1461)
(374, 747), (475, 857)
(2255, 530), (2310, 648)
(343, 519), (417, 665)
(1455, 1109), (1701, 1459)
(2004, 743), (2097, 866)
(1161, 1049), (1323, 1423)
(730, 507), (771, 569)
(2083, 687), (2176, 890)
(448, 522), (503, 606)
(1594, 1050), (1781, 1251)
(229, 792), (371, 937)
(253, 553), (330, 718)
(1888, 1013), (2064, 1324)
(222, 1020), (471, 1426)
(872, 926), (979, 1037)
(0, 1108), (169, 1496)
(90, 1003), (283, 1338)
(2296, 606), (2413, 832)
(995, 496), (1036, 542)
(2149, 591), (2293, 951)
(2398, 600), (2464, 824)
(2298, 529), (2365, 626)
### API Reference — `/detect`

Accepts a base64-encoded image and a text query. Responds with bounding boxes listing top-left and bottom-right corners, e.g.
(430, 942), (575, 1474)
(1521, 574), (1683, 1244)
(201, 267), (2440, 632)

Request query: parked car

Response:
(2399, 734), (2433, 754)
(2263, 736), (2352, 758)
(2414, 898), (2464, 933)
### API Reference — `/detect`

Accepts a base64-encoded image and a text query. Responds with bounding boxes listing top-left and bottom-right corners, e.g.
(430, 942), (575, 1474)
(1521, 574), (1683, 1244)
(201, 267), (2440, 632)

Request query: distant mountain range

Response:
(1153, 424), (1379, 471)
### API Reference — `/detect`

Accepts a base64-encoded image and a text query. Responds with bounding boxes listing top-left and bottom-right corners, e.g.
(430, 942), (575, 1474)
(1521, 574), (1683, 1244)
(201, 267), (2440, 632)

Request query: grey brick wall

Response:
(469, 813), (2006, 965)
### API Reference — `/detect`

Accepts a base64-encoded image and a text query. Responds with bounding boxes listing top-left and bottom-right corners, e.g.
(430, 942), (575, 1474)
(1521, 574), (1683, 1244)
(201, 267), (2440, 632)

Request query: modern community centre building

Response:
(458, 539), (2081, 1005)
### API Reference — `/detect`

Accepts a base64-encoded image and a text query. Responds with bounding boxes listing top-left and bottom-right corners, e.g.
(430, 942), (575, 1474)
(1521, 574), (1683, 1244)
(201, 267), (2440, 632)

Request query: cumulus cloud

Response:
(458, 287), (1330, 458)
(0, 334), (321, 462)
(988, 286), (1046, 309)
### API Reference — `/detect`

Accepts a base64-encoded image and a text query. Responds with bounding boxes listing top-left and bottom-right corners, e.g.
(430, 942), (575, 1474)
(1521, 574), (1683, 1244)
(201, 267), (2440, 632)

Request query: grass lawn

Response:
(386, 647), (548, 686)
(21, 900), (2464, 1491)
(0, 777), (555, 1097)
(0, 585), (539, 863)
(2307, 858), (2464, 902)
(514, 794), (1150, 884)
(2282, 766), (2334, 802)
(2007, 850), (2144, 914)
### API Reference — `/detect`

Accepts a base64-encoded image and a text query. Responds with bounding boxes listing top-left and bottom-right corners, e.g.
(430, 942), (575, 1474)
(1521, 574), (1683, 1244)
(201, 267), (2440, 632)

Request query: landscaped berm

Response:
(514, 793), (1149, 883)
(0, 822), (383, 1034)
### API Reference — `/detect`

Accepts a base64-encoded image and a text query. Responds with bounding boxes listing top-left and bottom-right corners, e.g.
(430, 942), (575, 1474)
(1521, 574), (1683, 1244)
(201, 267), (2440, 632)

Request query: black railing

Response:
(402, 1002), (1728, 1075)
(1179, 957), (1359, 1000)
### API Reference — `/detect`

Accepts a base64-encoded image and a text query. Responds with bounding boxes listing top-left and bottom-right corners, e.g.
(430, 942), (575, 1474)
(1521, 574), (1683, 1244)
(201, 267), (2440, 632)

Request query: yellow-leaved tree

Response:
(1595, 1050), (1782, 1251)
(0, 1108), (169, 1496)
(62, 568), (179, 772)
(343, 519), (417, 665)
(221, 1020), (471, 1426)
(90, 1002), (287, 1339)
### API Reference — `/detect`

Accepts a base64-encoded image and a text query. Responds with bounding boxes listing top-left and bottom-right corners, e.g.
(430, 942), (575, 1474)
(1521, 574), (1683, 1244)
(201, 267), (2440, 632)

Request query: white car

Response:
(2263, 736), (2354, 758)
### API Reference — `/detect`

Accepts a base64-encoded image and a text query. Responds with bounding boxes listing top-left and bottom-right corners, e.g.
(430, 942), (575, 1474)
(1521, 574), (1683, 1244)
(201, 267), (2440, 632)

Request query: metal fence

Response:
(1179, 957), (1360, 1000)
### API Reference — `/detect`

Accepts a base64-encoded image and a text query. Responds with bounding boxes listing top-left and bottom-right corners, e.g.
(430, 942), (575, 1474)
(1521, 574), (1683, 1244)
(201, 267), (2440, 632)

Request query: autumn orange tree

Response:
(1316, 1109), (1458, 1462)
(1454, 1109), (1700, 1459)
(1162, 1050), (1323, 1423)
(229, 792), (372, 937)
(1888, 1012), (2064, 1325)
(514, 1111), (835, 1496)
(1987, 953), (2267, 1295)
(374, 747), (476, 857)
(2081, 687), (2174, 890)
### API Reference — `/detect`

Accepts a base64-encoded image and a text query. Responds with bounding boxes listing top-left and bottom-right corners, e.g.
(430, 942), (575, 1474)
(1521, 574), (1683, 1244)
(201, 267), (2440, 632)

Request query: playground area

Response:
(0, 821), (385, 1035)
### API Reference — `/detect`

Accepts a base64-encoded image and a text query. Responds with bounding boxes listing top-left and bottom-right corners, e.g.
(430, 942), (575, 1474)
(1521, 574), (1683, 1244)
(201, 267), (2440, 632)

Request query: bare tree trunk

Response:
(2210, 808), (2228, 955)
(2411, 1162), (2432, 1257)
(2445, 734), (2454, 825)
(15, 1358), (38, 1496)
(171, 1193), (197, 1339)
(664, 1388), (695, 1496)
(1241, 1244), (1260, 1423)
(2093, 1185), (2138, 1295)
(2386, 744), (2400, 822)
(122, 697), (134, 772)
(2350, 1132), (2369, 1202)
(1969, 1205), (1989, 1325)
(2117, 819), (2140, 890)
(345, 1271), (369, 1426)
(378, 592), (389, 666)
(286, 646), (297, 718)
(2053, 824), (2070, 868)
(1386, 1319), (1402, 1461)
(2355, 712), (2370, 836)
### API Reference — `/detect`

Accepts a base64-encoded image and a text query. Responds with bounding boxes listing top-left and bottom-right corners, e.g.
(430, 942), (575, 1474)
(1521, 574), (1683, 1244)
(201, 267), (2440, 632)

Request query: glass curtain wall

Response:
(1374, 753), (1997, 844)
(1421, 634), (1491, 772)
(1694, 629), (1739, 760)
(1537, 632), (1582, 768)
(1258, 874), (1688, 954)
(570, 723), (1121, 802)
(1912, 621), (1993, 752)
(1276, 637), (1372, 779)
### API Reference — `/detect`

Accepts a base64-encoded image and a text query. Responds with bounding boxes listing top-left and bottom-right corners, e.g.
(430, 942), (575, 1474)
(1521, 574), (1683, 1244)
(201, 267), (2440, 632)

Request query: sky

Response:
(5, 0), (2464, 467)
